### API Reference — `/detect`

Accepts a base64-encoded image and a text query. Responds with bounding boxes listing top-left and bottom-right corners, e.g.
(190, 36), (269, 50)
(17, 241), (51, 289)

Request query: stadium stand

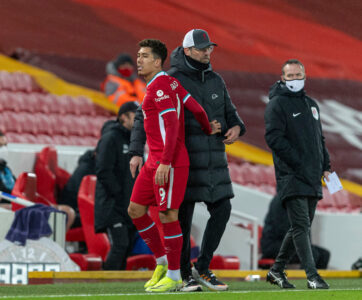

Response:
(0, 71), (112, 146)
(228, 156), (362, 213)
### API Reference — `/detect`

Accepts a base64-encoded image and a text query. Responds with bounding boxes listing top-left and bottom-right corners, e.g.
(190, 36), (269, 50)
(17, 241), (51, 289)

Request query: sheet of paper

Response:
(323, 171), (343, 194)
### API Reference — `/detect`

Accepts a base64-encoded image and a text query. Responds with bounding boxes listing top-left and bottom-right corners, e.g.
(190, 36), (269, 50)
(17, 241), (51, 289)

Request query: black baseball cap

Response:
(182, 29), (217, 49)
(117, 101), (139, 119)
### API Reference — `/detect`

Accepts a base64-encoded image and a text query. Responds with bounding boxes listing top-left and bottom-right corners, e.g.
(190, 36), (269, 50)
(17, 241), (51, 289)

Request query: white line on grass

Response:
(1, 288), (362, 299)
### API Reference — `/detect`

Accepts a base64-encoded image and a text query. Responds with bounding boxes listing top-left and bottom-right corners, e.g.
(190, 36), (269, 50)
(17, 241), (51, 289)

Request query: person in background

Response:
(101, 53), (146, 107)
(261, 195), (330, 269)
(58, 149), (96, 229)
(264, 59), (331, 289)
(129, 29), (246, 292)
(0, 131), (15, 209)
(94, 101), (139, 270)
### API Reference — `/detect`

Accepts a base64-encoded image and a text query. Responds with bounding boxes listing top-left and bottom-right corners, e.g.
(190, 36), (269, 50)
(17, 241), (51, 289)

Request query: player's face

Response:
(184, 46), (213, 64)
(137, 47), (161, 80)
(281, 64), (305, 82)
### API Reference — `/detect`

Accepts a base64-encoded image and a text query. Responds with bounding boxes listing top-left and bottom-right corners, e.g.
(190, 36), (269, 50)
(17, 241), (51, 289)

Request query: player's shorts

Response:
(130, 164), (189, 211)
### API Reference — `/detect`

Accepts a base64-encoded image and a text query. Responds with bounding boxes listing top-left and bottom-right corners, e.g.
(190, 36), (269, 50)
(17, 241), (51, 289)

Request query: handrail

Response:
(230, 209), (259, 270)
(0, 191), (34, 207)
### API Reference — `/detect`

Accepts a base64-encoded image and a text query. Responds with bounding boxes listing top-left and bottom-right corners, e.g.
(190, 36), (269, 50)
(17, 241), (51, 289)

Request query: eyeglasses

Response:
(191, 45), (214, 53)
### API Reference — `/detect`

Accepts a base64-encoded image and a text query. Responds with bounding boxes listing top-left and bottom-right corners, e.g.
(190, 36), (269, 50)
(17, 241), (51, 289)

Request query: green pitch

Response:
(0, 279), (361, 299)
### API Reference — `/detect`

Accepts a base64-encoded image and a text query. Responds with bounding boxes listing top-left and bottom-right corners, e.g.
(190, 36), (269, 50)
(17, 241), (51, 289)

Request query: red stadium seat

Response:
(209, 255), (240, 270)
(11, 172), (54, 211)
(126, 254), (156, 271)
(75, 96), (97, 116)
(2, 111), (22, 133)
(69, 253), (103, 271)
(34, 146), (71, 204)
(34, 146), (85, 242)
(78, 175), (110, 261)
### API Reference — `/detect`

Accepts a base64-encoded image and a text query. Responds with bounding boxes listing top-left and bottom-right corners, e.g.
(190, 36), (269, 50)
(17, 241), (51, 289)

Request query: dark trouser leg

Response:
(196, 198), (232, 273)
(273, 197), (318, 278)
(178, 201), (195, 280)
(103, 223), (131, 270)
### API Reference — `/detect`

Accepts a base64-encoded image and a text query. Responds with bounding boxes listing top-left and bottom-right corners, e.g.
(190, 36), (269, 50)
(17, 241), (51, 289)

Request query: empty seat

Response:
(75, 96), (97, 116)
(209, 255), (240, 270)
(34, 146), (59, 205)
(1, 111), (22, 133)
(78, 175), (110, 261)
(11, 172), (54, 210)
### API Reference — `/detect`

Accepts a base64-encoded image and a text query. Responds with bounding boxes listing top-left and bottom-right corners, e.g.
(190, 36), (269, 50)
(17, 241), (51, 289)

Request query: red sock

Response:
(162, 221), (183, 270)
(132, 214), (165, 258)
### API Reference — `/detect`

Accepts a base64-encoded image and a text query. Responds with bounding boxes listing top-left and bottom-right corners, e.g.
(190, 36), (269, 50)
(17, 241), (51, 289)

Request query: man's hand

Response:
(210, 120), (221, 135)
(130, 156), (143, 178)
(155, 164), (170, 186)
(323, 171), (331, 182)
(223, 125), (241, 144)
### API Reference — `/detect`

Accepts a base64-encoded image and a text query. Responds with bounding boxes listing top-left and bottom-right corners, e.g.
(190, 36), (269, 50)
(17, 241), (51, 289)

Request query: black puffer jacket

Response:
(94, 121), (135, 232)
(130, 47), (245, 203)
(264, 81), (330, 202)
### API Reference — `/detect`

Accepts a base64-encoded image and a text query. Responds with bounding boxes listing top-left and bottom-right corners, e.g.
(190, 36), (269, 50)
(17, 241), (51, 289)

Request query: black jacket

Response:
(58, 149), (96, 212)
(264, 81), (330, 202)
(94, 121), (135, 232)
(130, 46), (245, 203)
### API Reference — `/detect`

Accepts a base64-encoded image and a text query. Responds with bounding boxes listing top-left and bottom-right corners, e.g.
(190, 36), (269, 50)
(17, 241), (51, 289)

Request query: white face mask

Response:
(285, 79), (305, 92)
(0, 146), (9, 162)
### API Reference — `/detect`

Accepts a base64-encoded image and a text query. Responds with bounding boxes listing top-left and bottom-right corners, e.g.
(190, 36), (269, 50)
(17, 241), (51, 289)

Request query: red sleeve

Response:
(152, 80), (179, 165)
(182, 93), (212, 135)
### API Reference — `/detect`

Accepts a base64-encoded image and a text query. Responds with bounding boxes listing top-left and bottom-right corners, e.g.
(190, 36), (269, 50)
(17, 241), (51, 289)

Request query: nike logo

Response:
(293, 112), (301, 117)
(212, 94), (218, 100)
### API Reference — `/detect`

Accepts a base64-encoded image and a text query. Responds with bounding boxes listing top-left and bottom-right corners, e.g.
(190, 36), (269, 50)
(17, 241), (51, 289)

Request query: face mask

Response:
(285, 79), (305, 92)
(0, 146), (9, 162)
(118, 67), (133, 78)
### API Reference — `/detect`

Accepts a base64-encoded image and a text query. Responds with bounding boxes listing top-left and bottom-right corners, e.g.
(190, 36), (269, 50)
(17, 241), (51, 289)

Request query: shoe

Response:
(146, 276), (182, 292)
(307, 274), (329, 289)
(144, 264), (168, 289)
(192, 267), (228, 291)
(180, 276), (202, 292)
(266, 270), (295, 289)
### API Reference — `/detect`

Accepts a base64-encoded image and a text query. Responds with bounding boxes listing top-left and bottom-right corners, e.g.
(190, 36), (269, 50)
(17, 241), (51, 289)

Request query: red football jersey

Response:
(142, 71), (211, 168)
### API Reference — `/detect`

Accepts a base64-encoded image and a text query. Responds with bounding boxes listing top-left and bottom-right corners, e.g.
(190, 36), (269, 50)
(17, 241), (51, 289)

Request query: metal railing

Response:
(230, 210), (259, 270)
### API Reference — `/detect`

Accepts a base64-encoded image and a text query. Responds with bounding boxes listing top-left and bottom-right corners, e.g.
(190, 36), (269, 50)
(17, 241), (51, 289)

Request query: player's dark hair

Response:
(282, 59), (305, 75)
(138, 39), (168, 66)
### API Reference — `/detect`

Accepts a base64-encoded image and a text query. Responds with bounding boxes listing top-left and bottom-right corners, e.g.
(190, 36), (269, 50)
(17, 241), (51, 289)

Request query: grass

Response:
(0, 279), (361, 299)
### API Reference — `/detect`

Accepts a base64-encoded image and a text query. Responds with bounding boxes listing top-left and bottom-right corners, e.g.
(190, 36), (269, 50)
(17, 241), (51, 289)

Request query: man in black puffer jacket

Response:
(129, 29), (245, 291)
(264, 59), (331, 290)
(94, 101), (139, 270)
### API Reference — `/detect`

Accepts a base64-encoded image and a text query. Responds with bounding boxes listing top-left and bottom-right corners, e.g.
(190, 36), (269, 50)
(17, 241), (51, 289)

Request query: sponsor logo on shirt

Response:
(170, 80), (178, 90)
(156, 90), (164, 97)
(155, 94), (170, 102)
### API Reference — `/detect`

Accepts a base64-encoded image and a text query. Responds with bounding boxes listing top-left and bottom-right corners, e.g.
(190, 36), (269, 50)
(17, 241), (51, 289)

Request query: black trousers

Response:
(263, 244), (330, 269)
(178, 198), (231, 280)
(103, 223), (136, 270)
(272, 197), (319, 278)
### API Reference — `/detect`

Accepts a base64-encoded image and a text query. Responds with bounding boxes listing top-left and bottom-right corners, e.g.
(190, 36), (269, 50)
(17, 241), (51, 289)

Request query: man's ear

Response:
(280, 75), (285, 82)
(154, 57), (162, 68)
(184, 47), (191, 56)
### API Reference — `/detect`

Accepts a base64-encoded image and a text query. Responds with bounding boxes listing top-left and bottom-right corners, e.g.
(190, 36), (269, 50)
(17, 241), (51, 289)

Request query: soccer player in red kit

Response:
(128, 39), (221, 292)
